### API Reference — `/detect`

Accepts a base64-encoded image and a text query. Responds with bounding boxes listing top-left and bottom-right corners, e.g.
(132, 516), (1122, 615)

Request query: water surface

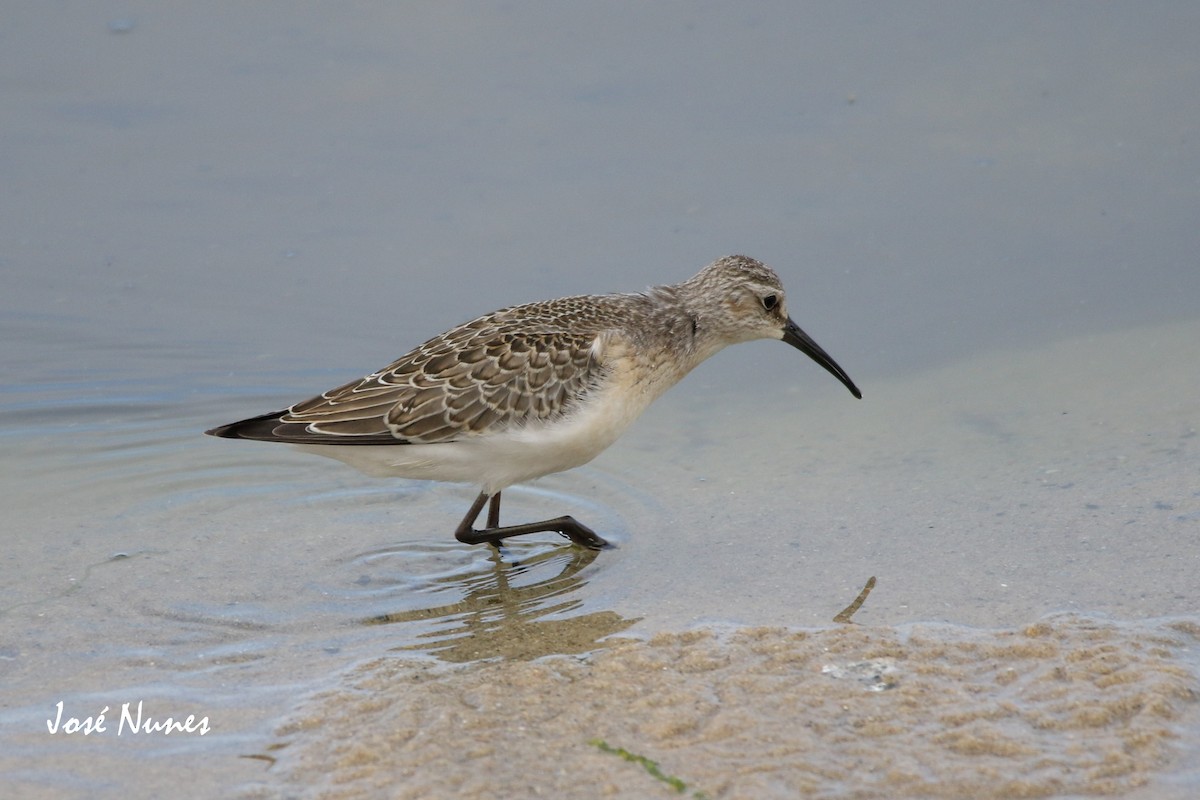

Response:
(3, 4), (1198, 798)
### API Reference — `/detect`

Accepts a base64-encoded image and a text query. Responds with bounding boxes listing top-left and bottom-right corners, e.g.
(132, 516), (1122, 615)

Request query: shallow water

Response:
(3, 4), (1200, 798)
(5, 315), (1198, 798)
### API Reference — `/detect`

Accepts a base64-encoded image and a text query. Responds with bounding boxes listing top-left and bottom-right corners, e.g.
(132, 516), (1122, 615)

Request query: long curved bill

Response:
(782, 318), (862, 399)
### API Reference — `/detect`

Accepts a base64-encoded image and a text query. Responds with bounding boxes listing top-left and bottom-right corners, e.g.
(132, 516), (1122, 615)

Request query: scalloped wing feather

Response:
(277, 302), (613, 444)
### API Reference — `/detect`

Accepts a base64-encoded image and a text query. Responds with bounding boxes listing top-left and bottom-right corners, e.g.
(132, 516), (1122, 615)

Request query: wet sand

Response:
(245, 616), (1199, 799)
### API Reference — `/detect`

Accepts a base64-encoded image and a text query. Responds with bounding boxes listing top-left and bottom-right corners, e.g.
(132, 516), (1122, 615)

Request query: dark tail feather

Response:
(205, 409), (291, 441)
(205, 409), (408, 445)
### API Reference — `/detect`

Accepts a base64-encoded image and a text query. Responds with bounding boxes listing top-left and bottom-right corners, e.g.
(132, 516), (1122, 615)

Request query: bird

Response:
(206, 255), (861, 550)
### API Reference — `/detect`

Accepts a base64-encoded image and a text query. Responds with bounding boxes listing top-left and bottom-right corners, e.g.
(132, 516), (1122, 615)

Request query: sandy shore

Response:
(6, 317), (1197, 798)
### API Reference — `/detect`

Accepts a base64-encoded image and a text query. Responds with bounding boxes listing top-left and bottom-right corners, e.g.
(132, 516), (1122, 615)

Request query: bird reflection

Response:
(364, 544), (638, 662)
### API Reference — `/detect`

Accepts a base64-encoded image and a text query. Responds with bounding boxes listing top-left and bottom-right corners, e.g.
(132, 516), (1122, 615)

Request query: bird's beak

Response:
(781, 318), (862, 399)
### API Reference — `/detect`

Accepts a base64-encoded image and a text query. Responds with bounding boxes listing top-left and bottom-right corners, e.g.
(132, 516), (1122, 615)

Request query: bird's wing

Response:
(212, 305), (611, 445)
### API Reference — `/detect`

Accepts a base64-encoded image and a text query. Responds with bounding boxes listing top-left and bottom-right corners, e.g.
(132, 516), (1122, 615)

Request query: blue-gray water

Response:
(3, 4), (1198, 798)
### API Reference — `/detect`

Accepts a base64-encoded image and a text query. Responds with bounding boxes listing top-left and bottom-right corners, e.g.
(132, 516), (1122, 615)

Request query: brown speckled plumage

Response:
(206, 255), (861, 548)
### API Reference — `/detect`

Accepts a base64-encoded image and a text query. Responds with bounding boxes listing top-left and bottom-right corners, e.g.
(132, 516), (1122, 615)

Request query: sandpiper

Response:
(206, 255), (861, 549)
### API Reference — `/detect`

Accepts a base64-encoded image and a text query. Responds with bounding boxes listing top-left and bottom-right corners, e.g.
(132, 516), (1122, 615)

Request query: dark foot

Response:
(453, 492), (610, 550)
(550, 516), (610, 550)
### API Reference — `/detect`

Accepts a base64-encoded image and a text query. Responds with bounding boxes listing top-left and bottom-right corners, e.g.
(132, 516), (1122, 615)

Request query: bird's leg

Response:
(453, 492), (490, 543)
(487, 492), (501, 529)
(485, 492), (504, 553)
(453, 491), (609, 550)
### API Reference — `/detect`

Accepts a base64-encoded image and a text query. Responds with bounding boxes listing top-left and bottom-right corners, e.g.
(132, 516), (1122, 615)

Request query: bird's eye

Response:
(761, 294), (778, 311)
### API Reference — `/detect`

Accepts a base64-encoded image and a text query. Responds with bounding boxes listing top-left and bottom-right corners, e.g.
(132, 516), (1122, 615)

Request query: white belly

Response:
(294, 370), (661, 494)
